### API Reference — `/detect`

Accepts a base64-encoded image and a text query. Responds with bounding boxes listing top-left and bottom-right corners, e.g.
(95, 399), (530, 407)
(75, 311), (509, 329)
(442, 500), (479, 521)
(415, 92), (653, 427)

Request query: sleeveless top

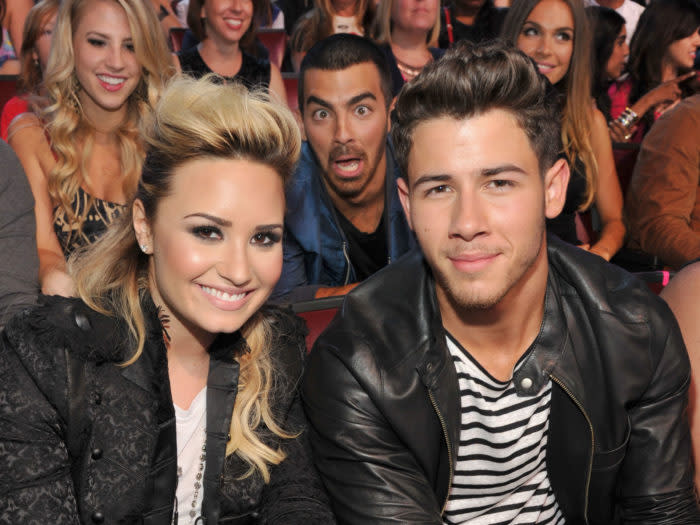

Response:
(53, 187), (126, 257)
(177, 47), (271, 90)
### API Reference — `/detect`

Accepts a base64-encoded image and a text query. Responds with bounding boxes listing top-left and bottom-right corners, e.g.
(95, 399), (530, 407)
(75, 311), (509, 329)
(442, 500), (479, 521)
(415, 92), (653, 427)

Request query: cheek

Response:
(253, 247), (284, 287)
(516, 37), (535, 59)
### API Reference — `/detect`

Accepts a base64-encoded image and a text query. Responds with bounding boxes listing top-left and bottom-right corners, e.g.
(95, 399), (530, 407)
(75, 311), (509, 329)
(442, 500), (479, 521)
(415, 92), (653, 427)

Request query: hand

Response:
(644, 71), (695, 109)
(41, 268), (75, 297)
(609, 119), (633, 142)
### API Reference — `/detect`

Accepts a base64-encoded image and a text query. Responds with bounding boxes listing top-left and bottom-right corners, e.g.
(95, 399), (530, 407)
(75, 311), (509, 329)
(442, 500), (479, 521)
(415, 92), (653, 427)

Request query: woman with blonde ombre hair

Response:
(289, 0), (374, 71)
(0, 75), (335, 524)
(9, 0), (174, 297)
(502, 0), (625, 261)
(371, 0), (443, 98)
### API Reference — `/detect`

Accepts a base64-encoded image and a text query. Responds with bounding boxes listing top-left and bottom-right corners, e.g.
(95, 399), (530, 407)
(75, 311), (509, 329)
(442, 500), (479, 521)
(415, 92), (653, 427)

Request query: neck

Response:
(438, 239), (549, 381)
(81, 98), (127, 137)
(199, 35), (242, 59)
(454, 5), (481, 25)
(334, 0), (358, 17)
(596, 0), (624, 8)
(391, 26), (431, 52)
(660, 59), (677, 82)
(328, 152), (387, 232)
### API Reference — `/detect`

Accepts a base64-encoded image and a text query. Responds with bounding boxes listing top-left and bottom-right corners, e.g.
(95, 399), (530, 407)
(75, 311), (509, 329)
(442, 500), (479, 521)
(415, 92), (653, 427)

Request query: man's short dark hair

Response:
(391, 41), (562, 178)
(298, 34), (393, 111)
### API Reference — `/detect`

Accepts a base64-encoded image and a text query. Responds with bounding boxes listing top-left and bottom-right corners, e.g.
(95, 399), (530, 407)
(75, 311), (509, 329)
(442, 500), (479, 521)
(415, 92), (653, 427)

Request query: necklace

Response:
(395, 55), (431, 82)
(172, 428), (207, 524)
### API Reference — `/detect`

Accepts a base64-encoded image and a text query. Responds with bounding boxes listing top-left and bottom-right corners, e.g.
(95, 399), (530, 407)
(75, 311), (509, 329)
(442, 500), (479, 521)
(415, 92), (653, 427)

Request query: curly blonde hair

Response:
(71, 76), (302, 482)
(43, 0), (174, 244)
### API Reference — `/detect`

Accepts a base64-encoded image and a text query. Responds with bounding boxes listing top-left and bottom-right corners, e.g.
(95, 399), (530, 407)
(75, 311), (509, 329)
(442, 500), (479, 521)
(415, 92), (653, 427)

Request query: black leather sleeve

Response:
(618, 305), (700, 523)
(302, 334), (443, 524)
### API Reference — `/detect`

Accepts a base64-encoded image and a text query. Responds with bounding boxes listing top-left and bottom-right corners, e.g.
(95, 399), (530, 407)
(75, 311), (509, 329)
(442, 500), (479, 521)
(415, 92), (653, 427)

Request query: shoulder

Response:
(547, 236), (672, 327)
(4, 295), (128, 364)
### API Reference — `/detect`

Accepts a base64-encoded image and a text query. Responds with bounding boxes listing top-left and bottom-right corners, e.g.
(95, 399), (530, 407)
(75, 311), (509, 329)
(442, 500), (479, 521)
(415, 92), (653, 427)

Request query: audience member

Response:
(289, 0), (374, 71)
(661, 260), (700, 491)
(438, 0), (507, 48)
(0, 76), (334, 523)
(178, 0), (285, 100)
(0, 140), (38, 329)
(626, 95), (700, 269)
(277, 0), (313, 34)
(589, 6), (628, 120)
(150, 0), (184, 38)
(607, 0), (699, 142)
(0, 0), (59, 142)
(503, 0), (625, 260)
(302, 40), (699, 523)
(272, 35), (414, 302)
(371, 0), (444, 98)
(584, 0), (643, 44)
(0, 0), (33, 75)
(9, 0), (174, 297)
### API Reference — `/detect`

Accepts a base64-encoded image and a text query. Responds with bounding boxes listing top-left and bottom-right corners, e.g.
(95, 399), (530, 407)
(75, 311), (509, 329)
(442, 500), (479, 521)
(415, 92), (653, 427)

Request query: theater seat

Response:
(634, 270), (673, 295)
(257, 29), (287, 70)
(0, 75), (18, 116)
(292, 296), (344, 352)
(169, 27), (186, 52)
(282, 73), (298, 111)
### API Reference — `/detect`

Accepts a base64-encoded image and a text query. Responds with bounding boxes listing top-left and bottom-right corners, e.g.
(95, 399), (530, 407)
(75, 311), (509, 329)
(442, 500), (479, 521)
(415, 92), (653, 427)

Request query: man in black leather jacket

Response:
(301, 41), (700, 523)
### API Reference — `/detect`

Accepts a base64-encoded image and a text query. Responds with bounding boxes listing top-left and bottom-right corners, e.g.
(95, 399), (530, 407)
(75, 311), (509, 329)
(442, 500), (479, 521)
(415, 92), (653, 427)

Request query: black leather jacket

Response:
(0, 295), (334, 524)
(302, 236), (700, 524)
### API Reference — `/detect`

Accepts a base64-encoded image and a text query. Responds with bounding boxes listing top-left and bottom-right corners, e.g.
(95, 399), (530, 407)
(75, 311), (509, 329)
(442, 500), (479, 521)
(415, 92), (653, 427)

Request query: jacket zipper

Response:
(549, 373), (594, 524)
(342, 241), (351, 285)
(428, 390), (453, 516)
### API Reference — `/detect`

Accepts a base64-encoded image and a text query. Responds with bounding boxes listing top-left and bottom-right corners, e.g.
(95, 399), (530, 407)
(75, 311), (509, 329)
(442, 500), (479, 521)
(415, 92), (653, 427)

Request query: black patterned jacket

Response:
(0, 295), (335, 524)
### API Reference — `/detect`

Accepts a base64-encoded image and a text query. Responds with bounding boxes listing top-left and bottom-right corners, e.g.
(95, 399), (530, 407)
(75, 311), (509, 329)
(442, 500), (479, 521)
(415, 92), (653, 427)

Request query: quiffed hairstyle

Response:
(502, 0), (598, 210)
(371, 0), (440, 47)
(43, 0), (174, 244)
(71, 76), (302, 481)
(17, 0), (60, 94)
(298, 33), (393, 110)
(391, 40), (561, 178)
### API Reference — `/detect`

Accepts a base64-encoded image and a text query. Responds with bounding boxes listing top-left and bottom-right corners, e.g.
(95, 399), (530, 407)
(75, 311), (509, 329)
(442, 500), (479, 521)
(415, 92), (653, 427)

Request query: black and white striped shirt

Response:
(443, 334), (565, 525)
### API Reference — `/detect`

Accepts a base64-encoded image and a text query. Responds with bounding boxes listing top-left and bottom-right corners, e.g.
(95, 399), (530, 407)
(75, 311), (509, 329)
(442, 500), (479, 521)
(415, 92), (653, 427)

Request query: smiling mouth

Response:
(224, 18), (243, 29)
(97, 74), (125, 86)
(200, 285), (247, 302)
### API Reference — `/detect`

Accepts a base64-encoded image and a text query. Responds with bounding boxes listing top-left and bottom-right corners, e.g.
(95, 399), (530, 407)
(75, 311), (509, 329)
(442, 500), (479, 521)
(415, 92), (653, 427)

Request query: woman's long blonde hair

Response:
(371, 0), (440, 48)
(502, 0), (598, 209)
(43, 0), (174, 241)
(71, 76), (302, 482)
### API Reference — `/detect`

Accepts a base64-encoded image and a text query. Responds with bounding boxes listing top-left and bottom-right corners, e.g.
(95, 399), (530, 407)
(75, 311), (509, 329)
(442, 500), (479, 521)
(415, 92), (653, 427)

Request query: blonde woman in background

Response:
(9, 0), (174, 297)
(0, 75), (335, 524)
(371, 0), (443, 98)
(502, 0), (625, 261)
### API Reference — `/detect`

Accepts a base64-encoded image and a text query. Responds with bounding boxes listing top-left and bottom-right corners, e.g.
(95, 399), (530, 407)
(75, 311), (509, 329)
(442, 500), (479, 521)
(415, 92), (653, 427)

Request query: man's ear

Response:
(296, 108), (306, 141)
(132, 199), (154, 254)
(397, 176), (413, 231)
(544, 158), (570, 219)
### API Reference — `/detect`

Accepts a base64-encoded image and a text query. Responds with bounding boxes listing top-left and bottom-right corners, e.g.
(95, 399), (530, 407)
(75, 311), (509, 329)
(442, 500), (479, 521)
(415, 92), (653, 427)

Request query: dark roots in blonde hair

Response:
(72, 76), (301, 481)
(391, 40), (561, 178)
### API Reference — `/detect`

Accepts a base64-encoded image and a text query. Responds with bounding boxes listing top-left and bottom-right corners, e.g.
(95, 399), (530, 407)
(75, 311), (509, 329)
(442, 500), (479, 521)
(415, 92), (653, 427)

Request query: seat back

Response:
(292, 296), (344, 352)
(256, 29), (287, 69)
(169, 27), (187, 52)
(0, 75), (18, 116)
(282, 73), (299, 110)
(634, 270), (673, 295)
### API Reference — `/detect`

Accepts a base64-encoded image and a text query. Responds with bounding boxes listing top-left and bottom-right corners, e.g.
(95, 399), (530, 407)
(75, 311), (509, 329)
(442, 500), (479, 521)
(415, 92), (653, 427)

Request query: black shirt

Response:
(335, 210), (388, 282)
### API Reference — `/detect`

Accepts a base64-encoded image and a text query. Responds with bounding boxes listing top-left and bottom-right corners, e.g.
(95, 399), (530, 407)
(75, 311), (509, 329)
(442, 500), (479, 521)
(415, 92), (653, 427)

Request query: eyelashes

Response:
(190, 225), (282, 246)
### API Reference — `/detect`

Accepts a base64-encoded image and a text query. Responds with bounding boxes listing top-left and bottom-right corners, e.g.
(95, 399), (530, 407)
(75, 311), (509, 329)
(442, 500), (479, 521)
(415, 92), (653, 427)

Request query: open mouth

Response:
(97, 74), (127, 92)
(224, 18), (244, 29)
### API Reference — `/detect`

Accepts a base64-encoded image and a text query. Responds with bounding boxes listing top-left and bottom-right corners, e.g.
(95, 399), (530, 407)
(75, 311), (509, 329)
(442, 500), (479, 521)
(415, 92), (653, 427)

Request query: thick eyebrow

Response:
(305, 91), (377, 111)
(184, 213), (232, 227)
(412, 165), (527, 188)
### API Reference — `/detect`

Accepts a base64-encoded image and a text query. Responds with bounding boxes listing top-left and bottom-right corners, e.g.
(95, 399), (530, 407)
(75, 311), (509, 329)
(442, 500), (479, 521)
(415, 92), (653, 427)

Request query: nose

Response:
(535, 35), (552, 58)
(218, 242), (253, 287)
(105, 43), (126, 71)
(449, 189), (488, 242)
(333, 111), (353, 144)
